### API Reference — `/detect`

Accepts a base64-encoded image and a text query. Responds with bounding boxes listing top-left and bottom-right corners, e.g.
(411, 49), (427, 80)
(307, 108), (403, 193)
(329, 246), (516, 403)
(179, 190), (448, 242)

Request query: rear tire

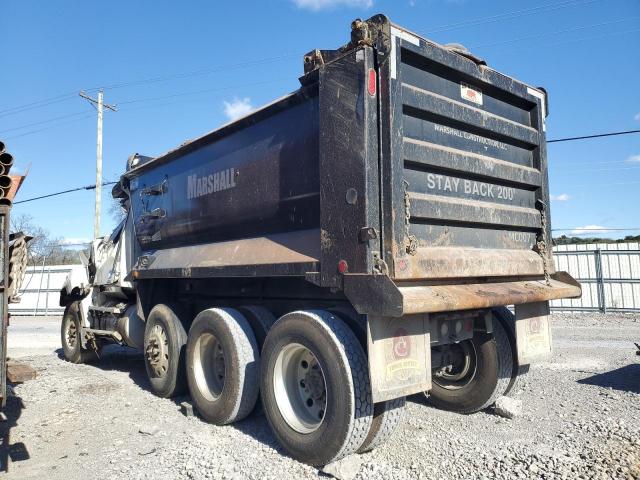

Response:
(61, 302), (96, 364)
(427, 318), (512, 413)
(358, 397), (406, 453)
(143, 304), (188, 398)
(186, 308), (260, 424)
(260, 310), (373, 466)
(236, 305), (276, 351)
(493, 307), (530, 396)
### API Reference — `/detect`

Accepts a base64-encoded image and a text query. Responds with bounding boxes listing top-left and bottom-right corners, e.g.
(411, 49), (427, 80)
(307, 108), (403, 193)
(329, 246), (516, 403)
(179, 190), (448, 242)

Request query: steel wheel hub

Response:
(146, 324), (169, 377)
(434, 340), (477, 389)
(193, 332), (226, 401)
(273, 343), (327, 434)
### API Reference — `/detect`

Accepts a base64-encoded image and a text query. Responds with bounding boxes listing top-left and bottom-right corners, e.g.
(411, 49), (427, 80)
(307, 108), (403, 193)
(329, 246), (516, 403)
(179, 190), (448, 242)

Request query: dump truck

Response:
(59, 14), (581, 466)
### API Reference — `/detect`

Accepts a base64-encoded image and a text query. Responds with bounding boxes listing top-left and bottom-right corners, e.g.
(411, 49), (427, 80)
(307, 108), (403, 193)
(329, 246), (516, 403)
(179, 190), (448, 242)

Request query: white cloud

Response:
(222, 97), (253, 121)
(550, 193), (570, 202)
(626, 154), (640, 163)
(570, 225), (608, 235)
(292, 0), (373, 11)
(634, 112), (640, 121)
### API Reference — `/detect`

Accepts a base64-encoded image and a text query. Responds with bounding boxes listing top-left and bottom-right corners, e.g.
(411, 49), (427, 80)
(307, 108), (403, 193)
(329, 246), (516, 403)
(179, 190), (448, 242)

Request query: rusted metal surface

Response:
(400, 272), (581, 315)
(6, 361), (36, 384)
(5, 176), (25, 202)
(133, 229), (320, 279)
(394, 247), (548, 279)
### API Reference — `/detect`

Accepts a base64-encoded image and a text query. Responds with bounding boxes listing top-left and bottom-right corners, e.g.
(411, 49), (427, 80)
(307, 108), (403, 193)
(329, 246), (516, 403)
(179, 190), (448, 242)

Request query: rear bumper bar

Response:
(344, 271), (581, 317)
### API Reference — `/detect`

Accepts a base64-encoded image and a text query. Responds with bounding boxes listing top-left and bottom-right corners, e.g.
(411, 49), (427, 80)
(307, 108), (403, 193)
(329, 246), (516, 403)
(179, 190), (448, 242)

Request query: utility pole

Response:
(79, 90), (117, 239)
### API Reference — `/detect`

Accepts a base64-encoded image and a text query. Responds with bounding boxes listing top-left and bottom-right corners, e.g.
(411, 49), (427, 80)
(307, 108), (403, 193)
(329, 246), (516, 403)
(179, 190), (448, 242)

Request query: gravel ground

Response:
(2, 312), (639, 479)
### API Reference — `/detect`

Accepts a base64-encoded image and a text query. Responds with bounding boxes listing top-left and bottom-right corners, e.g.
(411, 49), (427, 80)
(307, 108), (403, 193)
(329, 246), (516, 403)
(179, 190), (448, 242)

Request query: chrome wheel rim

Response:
(145, 324), (170, 377)
(193, 332), (226, 401)
(273, 343), (327, 434)
(434, 340), (477, 389)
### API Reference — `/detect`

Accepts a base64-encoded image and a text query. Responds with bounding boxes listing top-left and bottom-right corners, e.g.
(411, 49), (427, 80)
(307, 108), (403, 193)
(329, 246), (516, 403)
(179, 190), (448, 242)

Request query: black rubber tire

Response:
(327, 305), (367, 348)
(60, 302), (96, 364)
(493, 307), (530, 396)
(186, 308), (260, 424)
(236, 305), (276, 351)
(260, 310), (373, 466)
(358, 397), (406, 453)
(428, 319), (513, 414)
(143, 304), (188, 398)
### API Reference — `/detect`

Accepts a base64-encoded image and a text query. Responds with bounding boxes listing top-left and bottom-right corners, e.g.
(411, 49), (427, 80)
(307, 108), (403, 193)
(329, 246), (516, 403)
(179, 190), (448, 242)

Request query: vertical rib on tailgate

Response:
(388, 28), (548, 280)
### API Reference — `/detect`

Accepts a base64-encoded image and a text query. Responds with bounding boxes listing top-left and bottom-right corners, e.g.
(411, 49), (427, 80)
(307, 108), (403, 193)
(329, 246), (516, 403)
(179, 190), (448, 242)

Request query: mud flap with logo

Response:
(514, 301), (552, 365)
(367, 314), (431, 403)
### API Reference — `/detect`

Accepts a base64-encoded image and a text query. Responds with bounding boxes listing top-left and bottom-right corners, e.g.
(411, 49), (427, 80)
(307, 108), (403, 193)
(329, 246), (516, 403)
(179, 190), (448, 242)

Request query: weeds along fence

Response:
(551, 242), (640, 313)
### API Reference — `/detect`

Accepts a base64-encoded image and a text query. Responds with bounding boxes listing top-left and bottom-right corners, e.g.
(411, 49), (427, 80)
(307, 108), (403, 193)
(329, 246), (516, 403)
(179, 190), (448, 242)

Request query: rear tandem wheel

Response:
(143, 304), (189, 398)
(185, 308), (260, 424)
(426, 314), (513, 414)
(260, 310), (373, 466)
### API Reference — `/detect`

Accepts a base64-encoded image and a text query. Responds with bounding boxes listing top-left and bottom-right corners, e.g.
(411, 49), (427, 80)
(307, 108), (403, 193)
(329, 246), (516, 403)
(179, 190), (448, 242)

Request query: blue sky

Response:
(1, 0), (639, 244)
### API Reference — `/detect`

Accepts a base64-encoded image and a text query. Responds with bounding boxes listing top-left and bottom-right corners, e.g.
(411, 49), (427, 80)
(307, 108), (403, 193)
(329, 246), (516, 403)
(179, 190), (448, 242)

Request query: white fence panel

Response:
(551, 243), (640, 312)
(9, 264), (84, 316)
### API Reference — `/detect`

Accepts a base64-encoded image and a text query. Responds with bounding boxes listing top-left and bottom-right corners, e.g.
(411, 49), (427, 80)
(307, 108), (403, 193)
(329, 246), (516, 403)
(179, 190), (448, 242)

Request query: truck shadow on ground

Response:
(55, 345), (153, 392)
(0, 387), (30, 473)
(55, 346), (287, 453)
(577, 363), (640, 394)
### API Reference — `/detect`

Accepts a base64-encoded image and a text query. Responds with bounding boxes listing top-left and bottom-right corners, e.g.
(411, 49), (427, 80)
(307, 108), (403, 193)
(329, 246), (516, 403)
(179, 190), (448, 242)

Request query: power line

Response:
(0, 56), (297, 119)
(0, 92), (79, 118)
(114, 78), (287, 106)
(2, 77), (289, 140)
(3, 113), (96, 140)
(548, 129), (640, 143)
(0, 110), (92, 134)
(425, 0), (598, 34)
(97, 54), (298, 91)
(471, 17), (637, 49)
(551, 159), (630, 166)
(552, 165), (640, 173)
(494, 26), (640, 54)
(552, 228), (640, 232)
(13, 182), (117, 205)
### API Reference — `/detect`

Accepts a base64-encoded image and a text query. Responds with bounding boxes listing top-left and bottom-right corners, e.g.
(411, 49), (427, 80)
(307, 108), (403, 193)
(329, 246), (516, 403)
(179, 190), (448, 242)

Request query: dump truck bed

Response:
(124, 15), (580, 316)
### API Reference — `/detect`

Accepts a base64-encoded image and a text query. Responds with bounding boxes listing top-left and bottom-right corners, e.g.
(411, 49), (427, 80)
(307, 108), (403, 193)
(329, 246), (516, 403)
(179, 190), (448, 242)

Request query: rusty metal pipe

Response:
(0, 176), (12, 190)
(0, 152), (13, 170)
(0, 141), (5, 154)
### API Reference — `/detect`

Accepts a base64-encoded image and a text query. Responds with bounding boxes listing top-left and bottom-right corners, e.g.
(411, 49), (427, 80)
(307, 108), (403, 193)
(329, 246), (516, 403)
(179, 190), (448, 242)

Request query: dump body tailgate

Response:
(380, 22), (551, 281)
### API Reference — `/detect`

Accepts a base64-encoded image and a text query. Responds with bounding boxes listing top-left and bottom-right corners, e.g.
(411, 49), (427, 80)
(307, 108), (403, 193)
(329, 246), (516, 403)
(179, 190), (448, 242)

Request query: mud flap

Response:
(514, 301), (552, 365)
(367, 314), (431, 403)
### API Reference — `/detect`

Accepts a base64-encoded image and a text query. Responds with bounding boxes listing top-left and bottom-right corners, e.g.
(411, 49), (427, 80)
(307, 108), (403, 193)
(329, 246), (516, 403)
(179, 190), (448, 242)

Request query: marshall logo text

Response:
(187, 168), (236, 199)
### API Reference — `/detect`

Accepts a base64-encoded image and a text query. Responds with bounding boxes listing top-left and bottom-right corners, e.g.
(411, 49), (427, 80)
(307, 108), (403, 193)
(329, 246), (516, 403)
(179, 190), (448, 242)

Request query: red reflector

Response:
(338, 260), (349, 274)
(367, 68), (376, 97)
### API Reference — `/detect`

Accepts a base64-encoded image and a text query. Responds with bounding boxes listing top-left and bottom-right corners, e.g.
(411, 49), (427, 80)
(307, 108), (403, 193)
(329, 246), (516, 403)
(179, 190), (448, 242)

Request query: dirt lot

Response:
(2, 313), (639, 479)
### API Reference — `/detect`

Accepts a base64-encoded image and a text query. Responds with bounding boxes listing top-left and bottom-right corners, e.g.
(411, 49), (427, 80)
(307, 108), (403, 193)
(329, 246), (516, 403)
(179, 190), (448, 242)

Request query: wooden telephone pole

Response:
(79, 90), (117, 239)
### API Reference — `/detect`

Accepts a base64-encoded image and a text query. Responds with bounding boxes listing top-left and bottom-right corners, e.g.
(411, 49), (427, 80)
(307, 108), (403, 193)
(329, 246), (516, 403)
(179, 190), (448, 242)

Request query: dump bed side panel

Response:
(128, 92), (320, 252)
(381, 26), (551, 280)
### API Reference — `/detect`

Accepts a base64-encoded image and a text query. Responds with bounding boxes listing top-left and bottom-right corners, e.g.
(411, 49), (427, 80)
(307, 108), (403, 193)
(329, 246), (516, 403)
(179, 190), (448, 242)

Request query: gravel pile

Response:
(3, 313), (639, 479)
